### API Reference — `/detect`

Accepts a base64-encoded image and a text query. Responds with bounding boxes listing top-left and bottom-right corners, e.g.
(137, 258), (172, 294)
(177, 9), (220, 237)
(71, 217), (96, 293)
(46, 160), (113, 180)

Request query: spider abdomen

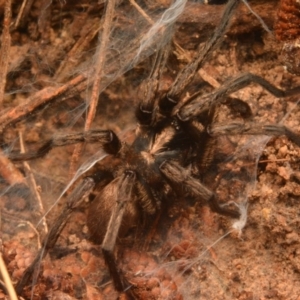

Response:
(87, 178), (140, 243)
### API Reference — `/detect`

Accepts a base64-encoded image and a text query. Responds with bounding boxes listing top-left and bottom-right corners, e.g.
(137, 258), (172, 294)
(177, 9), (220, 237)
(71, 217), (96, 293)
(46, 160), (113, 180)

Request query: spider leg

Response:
(16, 176), (95, 294)
(101, 170), (136, 292)
(159, 160), (240, 218)
(136, 47), (169, 127)
(159, 0), (239, 114)
(177, 73), (300, 122)
(209, 122), (300, 146)
(7, 129), (121, 161)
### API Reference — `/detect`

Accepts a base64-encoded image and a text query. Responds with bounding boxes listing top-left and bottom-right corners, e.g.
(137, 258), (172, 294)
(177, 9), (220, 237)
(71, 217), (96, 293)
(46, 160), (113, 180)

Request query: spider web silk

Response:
(2, 1), (300, 300)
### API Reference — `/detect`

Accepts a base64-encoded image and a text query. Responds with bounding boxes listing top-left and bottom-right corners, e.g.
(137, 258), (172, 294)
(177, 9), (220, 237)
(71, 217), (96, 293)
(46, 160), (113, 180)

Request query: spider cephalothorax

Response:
(86, 106), (240, 246)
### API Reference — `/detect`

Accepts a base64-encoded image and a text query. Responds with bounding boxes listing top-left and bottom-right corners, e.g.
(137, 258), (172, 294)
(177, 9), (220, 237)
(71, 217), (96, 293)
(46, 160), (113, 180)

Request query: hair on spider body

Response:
(86, 99), (242, 246)
(86, 116), (194, 241)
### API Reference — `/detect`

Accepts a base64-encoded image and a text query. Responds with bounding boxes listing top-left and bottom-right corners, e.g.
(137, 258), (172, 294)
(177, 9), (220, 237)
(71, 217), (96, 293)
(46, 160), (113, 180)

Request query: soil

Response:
(1, 0), (300, 300)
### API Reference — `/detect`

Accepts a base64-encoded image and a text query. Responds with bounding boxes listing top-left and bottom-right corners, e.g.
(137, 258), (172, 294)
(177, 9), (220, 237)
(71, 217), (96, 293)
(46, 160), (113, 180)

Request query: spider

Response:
(3, 0), (300, 298)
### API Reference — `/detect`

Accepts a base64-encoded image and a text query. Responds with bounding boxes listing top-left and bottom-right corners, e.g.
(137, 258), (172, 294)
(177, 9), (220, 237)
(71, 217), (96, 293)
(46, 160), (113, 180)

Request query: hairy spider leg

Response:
(159, 0), (240, 115)
(15, 131), (121, 293)
(173, 72), (300, 147)
(16, 177), (95, 294)
(8, 130), (121, 161)
(135, 47), (170, 127)
(209, 123), (300, 147)
(177, 73), (300, 122)
(159, 160), (240, 218)
(101, 171), (136, 293)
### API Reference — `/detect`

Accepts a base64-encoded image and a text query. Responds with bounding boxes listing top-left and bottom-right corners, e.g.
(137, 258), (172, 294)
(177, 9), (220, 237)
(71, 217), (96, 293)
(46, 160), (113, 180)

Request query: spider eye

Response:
(171, 119), (181, 131)
(103, 131), (122, 155)
(159, 94), (178, 115)
(135, 104), (153, 126)
(204, 0), (228, 4)
(124, 170), (136, 178)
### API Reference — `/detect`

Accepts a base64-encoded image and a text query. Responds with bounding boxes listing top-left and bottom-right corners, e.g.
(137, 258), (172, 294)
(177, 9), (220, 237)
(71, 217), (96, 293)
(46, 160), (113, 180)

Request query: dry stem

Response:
(0, 0), (12, 106)
(70, 0), (117, 176)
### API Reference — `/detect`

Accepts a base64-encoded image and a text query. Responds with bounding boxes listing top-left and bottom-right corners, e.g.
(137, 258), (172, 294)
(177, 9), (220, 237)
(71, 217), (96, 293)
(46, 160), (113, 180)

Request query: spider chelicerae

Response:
(2, 0), (300, 299)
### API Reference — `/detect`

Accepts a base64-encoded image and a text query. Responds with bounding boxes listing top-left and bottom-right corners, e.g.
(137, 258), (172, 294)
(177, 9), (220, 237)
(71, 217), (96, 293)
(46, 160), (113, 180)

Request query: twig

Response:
(168, 0), (240, 99)
(129, 0), (154, 25)
(70, 0), (117, 176)
(55, 22), (101, 82)
(0, 279), (8, 296)
(13, 0), (28, 29)
(13, 0), (34, 29)
(259, 158), (290, 163)
(0, 253), (18, 300)
(0, 73), (86, 132)
(19, 131), (48, 236)
(178, 2), (277, 36)
(241, 0), (272, 34)
(0, 0), (12, 106)
(86, 0), (116, 129)
(0, 150), (27, 186)
(198, 68), (220, 89)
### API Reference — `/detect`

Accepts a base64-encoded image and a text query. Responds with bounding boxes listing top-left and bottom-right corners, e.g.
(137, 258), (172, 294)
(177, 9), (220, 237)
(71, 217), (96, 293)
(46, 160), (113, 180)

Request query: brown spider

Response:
(2, 0), (300, 299)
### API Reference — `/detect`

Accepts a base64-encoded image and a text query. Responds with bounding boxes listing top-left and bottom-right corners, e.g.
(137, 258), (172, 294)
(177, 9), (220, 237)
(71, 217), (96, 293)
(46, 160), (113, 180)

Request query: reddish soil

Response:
(1, 1), (300, 300)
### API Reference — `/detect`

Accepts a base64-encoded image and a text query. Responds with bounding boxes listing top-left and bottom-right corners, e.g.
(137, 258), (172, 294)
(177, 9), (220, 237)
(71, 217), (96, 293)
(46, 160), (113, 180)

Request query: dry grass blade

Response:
(0, 74), (86, 132)
(19, 132), (48, 236)
(0, 150), (26, 186)
(70, 0), (117, 176)
(0, 0), (11, 106)
(0, 254), (18, 300)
